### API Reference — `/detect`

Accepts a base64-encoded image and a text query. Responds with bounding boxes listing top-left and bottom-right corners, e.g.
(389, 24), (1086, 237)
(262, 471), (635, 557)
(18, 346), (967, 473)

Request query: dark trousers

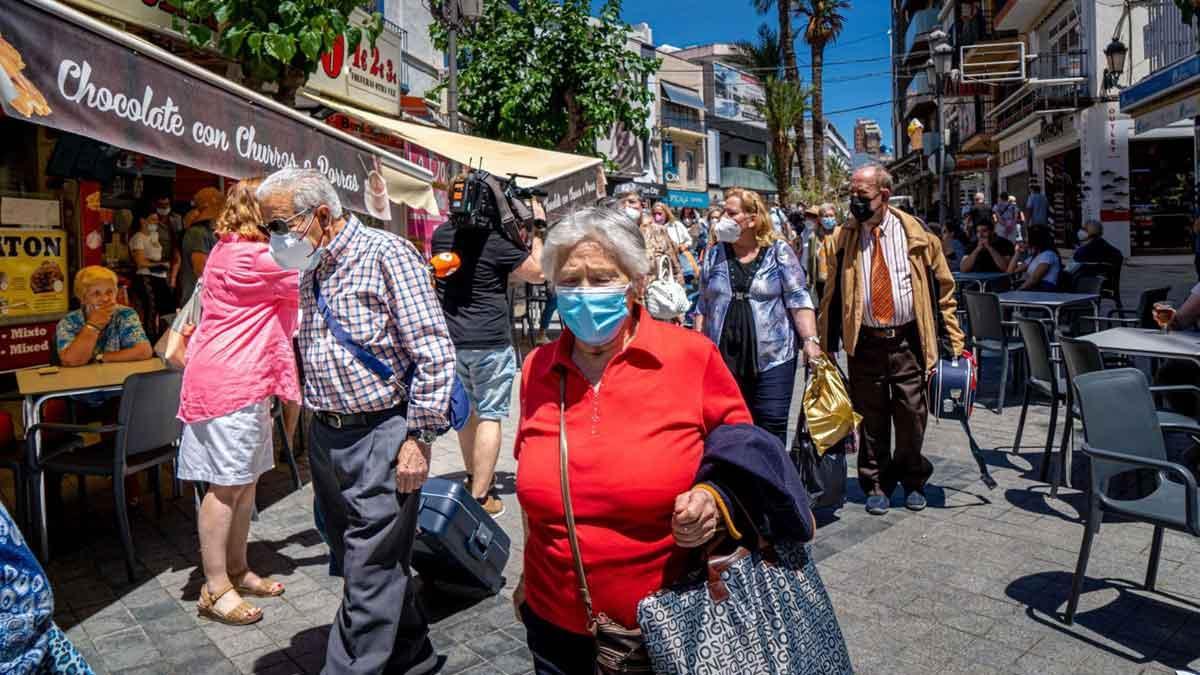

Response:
(521, 603), (596, 675)
(847, 324), (932, 497)
(734, 357), (797, 447)
(308, 412), (428, 674)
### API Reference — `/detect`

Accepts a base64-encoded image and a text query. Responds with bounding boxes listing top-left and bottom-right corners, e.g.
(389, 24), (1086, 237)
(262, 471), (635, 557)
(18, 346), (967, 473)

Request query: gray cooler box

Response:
(413, 478), (510, 594)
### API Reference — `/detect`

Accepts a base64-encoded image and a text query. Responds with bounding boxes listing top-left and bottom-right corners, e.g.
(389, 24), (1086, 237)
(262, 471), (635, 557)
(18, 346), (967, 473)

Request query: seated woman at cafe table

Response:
(1006, 225), (1061, 292)
(56, 266), (153, 367)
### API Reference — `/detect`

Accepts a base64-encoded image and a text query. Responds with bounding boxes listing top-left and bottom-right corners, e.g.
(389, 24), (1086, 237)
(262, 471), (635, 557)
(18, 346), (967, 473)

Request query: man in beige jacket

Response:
(818, 165), (966, 515)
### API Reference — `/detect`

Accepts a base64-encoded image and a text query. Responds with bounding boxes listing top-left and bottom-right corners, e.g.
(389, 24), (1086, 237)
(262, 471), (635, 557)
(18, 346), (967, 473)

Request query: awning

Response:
(305, 93), (605, 218)
(719, 167), (777, 194)
(662, 82), (706, 110)
(0, 0), (435, 223)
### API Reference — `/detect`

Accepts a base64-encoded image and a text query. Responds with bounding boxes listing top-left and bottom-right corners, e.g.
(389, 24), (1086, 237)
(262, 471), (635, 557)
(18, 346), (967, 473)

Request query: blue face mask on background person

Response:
(821, 216), (837, 231)
(269, 213), (322, 271)
(556, 284), (630, 346)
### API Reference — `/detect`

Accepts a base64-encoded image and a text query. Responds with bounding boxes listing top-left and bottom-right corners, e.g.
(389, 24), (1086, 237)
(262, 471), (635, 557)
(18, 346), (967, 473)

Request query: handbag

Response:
(557, 375), (654, 674)
(155, 280), (203, 369)
(313, 275), (471, 432)
(636, 495), (853, 675)
(792, 366), (856, 510)
(802, 357), (861, 455)
(644, 256), (690, 320)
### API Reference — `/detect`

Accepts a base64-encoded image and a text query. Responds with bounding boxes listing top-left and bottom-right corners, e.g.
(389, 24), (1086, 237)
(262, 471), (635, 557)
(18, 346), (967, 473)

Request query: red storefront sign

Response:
(0, 321), (55, 372)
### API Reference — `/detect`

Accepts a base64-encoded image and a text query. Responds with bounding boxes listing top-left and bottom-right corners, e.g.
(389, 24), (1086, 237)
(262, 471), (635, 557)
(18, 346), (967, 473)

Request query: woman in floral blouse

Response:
(0, 501), (94, 674)
(696, 188), (821, 445)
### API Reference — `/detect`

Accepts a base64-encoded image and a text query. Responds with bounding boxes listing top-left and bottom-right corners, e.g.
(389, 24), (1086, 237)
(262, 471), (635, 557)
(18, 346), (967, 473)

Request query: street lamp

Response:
(1103, 39), (1128, 91)
(928, 29), (953, 226)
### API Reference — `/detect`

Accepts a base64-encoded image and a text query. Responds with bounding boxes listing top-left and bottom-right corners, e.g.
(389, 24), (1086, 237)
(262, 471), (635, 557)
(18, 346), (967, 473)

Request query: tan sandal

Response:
(229, 568), (285, 597)
(197, 583), (263, 625)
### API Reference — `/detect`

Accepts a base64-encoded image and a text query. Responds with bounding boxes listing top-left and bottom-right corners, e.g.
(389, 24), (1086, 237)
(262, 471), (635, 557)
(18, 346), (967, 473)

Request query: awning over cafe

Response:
(304, 93), (605, 218)
(1, 0), (436, 222)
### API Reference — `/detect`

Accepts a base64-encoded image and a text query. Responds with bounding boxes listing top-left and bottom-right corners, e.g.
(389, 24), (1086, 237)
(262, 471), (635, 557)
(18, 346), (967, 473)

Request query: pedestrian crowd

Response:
(12, 159), (1184, 675)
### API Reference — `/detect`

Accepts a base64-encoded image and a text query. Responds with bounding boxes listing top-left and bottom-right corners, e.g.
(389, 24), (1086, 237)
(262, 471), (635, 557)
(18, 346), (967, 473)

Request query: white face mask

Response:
(156, 207), (171, 217)
(1076, 229), (1089, 243)
(146, 223), (158, 234)
(623, 206), (641, 221)
(714, 217), (742, 243)
(268, 212), (322, 271)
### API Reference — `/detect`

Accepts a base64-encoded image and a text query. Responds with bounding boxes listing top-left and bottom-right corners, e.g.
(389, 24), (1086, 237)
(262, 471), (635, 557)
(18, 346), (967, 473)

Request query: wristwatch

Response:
(94, 352), (105, 364)
(802, 335), (821, 345)
(407, 429), (438, 446)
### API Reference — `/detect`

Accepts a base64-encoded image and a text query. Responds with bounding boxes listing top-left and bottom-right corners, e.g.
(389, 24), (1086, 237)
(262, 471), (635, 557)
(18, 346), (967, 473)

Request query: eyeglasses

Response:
(262, 208), (314, 236)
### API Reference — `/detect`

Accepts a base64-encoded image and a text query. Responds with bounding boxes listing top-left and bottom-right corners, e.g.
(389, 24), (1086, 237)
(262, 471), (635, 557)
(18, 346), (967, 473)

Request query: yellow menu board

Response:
(0, 228), (69, 319)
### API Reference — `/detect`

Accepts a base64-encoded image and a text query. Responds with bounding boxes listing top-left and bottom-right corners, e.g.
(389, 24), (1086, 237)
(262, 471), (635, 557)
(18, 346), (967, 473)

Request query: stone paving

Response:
(2, 256), (1198, 674)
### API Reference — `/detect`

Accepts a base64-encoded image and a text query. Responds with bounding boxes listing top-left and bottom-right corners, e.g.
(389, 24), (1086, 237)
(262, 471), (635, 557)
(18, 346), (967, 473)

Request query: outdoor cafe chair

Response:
(1082, 286), (1169, 333)
(26, 370), (182, 582)
(1065, 368), (1200, 625)
(1013, 318), (1066, 490)
(963, 291), (1024, 412)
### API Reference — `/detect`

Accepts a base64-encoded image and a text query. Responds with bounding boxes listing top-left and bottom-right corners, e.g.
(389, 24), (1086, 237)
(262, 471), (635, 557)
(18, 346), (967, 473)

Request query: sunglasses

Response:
(261, 208), (314, 236)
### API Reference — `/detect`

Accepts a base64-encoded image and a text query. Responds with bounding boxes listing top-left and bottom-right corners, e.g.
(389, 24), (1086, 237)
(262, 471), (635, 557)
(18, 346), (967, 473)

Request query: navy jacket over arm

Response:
(695, 423), (815, 544)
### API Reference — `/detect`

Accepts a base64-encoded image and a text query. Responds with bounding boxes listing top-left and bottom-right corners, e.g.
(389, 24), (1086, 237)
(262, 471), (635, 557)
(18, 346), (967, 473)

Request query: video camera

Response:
(448, 170), (544, 248)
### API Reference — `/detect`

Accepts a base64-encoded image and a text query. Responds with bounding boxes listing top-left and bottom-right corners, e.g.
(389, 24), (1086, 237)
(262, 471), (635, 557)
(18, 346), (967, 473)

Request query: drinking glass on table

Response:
(1153, 302), (1176, 334)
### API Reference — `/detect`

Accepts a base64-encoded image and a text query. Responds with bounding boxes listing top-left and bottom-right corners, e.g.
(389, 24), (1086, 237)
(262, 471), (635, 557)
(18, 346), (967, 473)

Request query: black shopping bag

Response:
(792, 414), (852, 511)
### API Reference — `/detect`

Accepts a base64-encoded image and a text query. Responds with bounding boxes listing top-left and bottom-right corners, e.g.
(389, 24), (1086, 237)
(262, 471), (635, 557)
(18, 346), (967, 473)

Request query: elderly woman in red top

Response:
(513, 207), (752, 674)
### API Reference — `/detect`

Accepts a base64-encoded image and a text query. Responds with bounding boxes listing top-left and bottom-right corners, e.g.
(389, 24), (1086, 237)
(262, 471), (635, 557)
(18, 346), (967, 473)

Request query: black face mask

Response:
(849, 195), (876, 223)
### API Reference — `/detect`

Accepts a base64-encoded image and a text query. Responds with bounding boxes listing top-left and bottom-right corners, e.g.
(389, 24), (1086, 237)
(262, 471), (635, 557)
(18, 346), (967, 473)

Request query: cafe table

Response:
(1081, 328), (1200, 367)
(17, 358), (165, 560)
(953, 271), (1012, 292)
(997, 291), (1100, 330)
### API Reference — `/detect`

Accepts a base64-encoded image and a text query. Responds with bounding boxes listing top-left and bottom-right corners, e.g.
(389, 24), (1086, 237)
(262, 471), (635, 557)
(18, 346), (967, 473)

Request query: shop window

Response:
(723, 151), (731, 167)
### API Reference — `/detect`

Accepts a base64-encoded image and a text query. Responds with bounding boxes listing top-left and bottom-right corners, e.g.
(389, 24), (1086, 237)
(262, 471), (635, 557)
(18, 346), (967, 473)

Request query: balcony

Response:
(661, 102), (705, 135)
(904, 8), (941, 58)
(954, 93), (998, 154)
(1146, 0), (1199, 72)
(382, 18), (411, 94)
(995, 0), (1053, 33)
(991, 50), (1089, 132)
(904, 71), (936, 117)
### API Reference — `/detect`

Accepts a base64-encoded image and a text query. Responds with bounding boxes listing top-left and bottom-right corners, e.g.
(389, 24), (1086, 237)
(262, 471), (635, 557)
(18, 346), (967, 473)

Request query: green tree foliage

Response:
(430, 0), (659, 155)
(175, 0), (380, 103)
(754, 76), (809, 200)
(798, 0), (850, 189)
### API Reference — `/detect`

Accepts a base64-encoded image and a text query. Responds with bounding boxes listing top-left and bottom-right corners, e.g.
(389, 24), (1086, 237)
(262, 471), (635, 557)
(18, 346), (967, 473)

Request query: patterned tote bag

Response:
(636, 522), (852, 674)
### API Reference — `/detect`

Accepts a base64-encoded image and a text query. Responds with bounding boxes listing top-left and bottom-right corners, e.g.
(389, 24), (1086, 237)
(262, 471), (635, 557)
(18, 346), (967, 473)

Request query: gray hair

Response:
(257, 168), (343, 219)
(854, 164), (894, 192)
(818, 202), (836, 217)
(1084, 218), (1103, 235)
(542, 207), (649, 287)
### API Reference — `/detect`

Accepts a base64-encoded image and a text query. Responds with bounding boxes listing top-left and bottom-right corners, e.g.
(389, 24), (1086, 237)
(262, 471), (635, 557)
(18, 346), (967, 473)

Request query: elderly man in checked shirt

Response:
(257, 168), (454, 675)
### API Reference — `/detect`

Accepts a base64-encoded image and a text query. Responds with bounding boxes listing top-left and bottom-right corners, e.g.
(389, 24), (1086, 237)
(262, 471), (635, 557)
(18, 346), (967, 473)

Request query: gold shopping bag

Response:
(802, 356), (862, 456)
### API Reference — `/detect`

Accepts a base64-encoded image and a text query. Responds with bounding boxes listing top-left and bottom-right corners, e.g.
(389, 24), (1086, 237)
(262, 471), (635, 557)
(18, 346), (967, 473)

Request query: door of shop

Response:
(1043, 148), (1081, 245)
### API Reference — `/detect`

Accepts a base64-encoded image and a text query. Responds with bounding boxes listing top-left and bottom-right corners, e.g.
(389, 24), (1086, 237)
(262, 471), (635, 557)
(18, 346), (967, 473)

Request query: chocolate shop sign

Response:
(0, 0), (388, 218)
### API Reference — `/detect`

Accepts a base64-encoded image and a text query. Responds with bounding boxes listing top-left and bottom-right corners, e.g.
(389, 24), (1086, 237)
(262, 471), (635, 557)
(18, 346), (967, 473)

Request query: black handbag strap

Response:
(558, 372), (598, 633)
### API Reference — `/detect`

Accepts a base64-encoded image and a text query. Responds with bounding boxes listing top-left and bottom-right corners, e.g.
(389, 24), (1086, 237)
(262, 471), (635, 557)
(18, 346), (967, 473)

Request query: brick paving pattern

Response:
(5, 257), (1199, 674)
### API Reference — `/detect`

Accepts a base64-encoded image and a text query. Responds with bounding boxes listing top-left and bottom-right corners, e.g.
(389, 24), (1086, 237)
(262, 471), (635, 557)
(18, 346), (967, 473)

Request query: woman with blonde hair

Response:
(696, 187), (821, 445)
(56, 266), (152, 367)
(176, 177), (300, 625)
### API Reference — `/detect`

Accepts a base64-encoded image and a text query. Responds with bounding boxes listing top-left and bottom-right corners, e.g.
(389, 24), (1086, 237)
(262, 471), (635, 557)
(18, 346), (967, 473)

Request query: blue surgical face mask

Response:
(556, 284), (631, 346)
(820, 216), (837, 231)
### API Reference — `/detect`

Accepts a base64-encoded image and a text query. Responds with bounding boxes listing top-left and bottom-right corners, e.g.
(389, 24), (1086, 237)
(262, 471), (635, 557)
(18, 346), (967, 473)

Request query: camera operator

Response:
(431, 181), (545, 517)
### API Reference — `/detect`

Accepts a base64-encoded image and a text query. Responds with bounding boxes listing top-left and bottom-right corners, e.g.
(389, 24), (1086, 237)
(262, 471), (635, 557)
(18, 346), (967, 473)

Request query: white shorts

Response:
(177, 400), (274, 486)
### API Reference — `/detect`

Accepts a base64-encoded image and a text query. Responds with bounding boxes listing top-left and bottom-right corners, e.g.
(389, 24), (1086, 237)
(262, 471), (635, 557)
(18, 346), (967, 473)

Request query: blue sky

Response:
(593, 0), (896, 150)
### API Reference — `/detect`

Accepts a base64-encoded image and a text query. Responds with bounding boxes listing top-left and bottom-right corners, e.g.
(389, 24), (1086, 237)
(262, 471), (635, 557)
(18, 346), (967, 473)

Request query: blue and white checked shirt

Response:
(299, 216), (456, 432)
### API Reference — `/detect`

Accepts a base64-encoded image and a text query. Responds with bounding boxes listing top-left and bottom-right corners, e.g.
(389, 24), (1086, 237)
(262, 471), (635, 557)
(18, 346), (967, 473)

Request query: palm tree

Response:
(752, 0), (809, 188)
(798, 0), (850, 188)
(730, 23), (781, 72)
(754, 76), (809, 200)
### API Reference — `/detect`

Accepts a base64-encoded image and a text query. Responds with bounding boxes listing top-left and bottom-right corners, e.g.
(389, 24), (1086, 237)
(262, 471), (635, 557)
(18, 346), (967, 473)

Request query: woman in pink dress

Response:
(176, 178), (300, 625)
